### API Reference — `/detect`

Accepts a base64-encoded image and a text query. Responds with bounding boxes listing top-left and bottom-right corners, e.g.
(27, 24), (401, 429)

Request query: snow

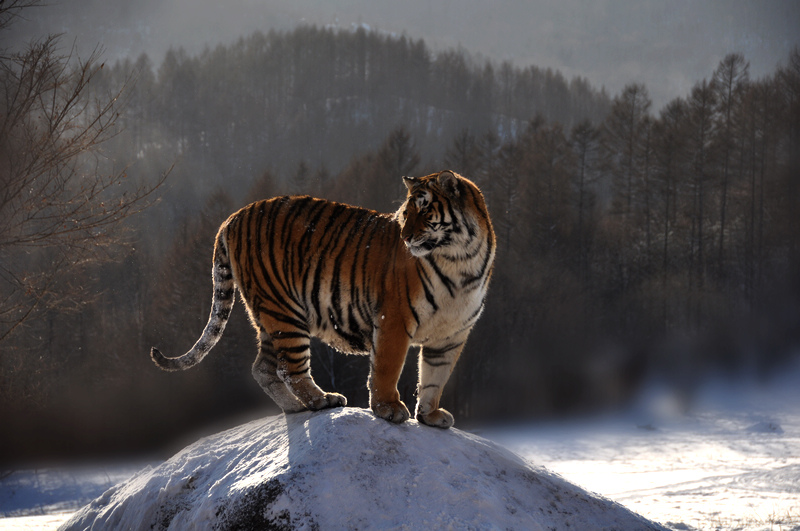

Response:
(54, 407), (665, 530)
(2, 361), (799, 530)
(0, 464), (145, 529)
(487, 365), (800, 531)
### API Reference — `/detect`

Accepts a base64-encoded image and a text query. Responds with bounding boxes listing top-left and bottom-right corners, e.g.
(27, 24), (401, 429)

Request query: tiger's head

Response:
(397, 170), (489, 258)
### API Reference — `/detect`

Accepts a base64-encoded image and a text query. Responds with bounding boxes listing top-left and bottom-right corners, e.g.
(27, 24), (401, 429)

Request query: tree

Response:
(739, 78), (779, 306)
(651, 98), (687, 326)
(570, 119), (600, 282)
(602, 84), (652, 220)
(0, 4), (166, 343)
(712, 53), (749, 276)
(599, 84), (652, 297)
(519, 119), (574, 252)
(476, 129), (502, 205)
(685, 80), (716, 291)
(444, 128), (481, 177)
(371, 126), (420, 211)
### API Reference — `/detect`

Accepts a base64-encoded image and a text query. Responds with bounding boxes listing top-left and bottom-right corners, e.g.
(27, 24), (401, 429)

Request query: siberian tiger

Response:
(151, 170), (495, 428)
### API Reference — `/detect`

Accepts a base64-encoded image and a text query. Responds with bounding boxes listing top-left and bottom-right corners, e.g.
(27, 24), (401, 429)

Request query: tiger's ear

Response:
(437, 171), (459, 197)
(403, 176), (419, 191)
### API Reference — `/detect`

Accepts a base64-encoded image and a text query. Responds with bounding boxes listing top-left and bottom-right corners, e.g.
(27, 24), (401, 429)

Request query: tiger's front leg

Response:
(368, 321), (412, 424)
(415, 341), (466, 428)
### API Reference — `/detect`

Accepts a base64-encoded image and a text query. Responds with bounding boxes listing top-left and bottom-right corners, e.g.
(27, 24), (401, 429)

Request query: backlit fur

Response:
(151, 170), (495, 428)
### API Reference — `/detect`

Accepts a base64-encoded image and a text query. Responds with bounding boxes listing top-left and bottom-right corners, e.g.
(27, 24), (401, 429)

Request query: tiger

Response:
(150, 170), (495, 428)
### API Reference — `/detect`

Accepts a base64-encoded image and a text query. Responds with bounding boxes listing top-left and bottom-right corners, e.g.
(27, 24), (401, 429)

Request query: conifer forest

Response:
(2, 21), (799, 461)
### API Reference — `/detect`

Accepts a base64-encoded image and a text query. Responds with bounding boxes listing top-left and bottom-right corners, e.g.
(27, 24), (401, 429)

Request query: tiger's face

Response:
(398, 171), (471, 258)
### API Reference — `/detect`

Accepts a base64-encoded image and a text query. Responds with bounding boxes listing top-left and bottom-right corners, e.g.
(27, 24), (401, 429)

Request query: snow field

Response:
(2, 363), (799, 530)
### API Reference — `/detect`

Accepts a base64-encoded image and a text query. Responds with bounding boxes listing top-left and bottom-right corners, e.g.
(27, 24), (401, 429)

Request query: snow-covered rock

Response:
(60, 408), (666, 530)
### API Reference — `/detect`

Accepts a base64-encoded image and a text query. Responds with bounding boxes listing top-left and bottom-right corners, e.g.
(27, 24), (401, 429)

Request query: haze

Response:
(4, 0), (799, 109)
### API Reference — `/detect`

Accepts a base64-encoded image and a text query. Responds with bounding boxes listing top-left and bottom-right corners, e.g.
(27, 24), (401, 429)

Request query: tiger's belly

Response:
(309, 311), (374, 356)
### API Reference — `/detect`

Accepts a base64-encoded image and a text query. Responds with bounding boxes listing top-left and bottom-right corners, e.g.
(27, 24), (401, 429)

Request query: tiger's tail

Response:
(150, 225), (236, 371)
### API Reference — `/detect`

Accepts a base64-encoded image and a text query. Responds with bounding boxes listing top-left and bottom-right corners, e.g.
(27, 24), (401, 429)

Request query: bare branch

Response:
(0, 14), (169, 343)
(0, 0), (42, 32)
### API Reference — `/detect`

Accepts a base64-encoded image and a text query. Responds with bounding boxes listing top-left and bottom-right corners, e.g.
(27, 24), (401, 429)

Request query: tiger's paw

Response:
(372, 400), (410, 424)
(416, 408), (454, 429)
(306, 392), (347, 410)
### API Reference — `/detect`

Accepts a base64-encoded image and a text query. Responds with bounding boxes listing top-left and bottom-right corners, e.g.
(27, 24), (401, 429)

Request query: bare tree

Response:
(686, 80), (716, 292)
(603, 84), (653, 219)
(570, 119), (600, 283)
(0, 4), (166, 343)
(712, 53), (749, 276)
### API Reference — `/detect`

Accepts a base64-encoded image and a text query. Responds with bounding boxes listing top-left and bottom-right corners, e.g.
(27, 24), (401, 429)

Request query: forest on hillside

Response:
(2, 19), (799, 462)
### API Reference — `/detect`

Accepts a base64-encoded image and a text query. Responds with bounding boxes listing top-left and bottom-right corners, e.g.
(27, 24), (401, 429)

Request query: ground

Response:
(1, 361), (799, 530)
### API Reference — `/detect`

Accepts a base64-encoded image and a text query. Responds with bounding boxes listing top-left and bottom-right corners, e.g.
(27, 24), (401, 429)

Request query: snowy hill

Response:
(59, 408), (666, 530)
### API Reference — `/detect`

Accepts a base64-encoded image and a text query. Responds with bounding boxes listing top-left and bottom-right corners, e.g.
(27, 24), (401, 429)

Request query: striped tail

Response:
(150, 227), (236, 371)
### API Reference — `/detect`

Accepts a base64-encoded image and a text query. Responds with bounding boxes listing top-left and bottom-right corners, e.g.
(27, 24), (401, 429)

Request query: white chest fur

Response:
(410, 255), (489, 346)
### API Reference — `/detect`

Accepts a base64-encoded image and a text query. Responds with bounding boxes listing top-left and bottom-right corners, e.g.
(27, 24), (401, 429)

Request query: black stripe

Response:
(259, 306), (309, 332)
(405, 282), (420, 326)
(350, 214), (384, 336)
(272, 330), (310, 340)
(279, 344), (310, 354)
(422, 358), (451, 367)
(416, 262), (439, 312)
(265, 197), (295, 305)
(330, 210), (366, 326)
(424, 342), (463, 358)
(298, 199), (330, 298)
(348, 213), (375, 324)
(281, 197), (314, 303)
(252, 203), (307, 324)
(463, 239), (493, 288)
(278, 352), (309, 364)
(465, 302), (484, 323)
(311, 203), (349, 326)
(445, 200), (462, 234)
(424, 256), (456, 297)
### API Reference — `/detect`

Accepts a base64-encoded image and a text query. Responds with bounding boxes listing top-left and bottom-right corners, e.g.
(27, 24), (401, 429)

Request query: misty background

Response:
(5, 0), (800, 110)
(1, 1), (799, 464)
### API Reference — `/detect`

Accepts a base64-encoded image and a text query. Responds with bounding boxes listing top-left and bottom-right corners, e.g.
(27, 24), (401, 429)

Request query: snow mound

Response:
(60, 408), (666, 530)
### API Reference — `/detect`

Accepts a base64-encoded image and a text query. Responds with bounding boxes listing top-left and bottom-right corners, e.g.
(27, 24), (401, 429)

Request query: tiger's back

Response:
(226, 196), (418, 356)
(151, 171), (495, 428)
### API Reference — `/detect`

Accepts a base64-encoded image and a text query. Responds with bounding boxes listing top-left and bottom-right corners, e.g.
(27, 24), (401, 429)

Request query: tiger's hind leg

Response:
(261, 324), (346, 411)
(252, 329), (307, 413)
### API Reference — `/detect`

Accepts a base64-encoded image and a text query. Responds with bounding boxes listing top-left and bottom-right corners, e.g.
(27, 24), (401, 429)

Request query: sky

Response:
(3, 0), (800, 110)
